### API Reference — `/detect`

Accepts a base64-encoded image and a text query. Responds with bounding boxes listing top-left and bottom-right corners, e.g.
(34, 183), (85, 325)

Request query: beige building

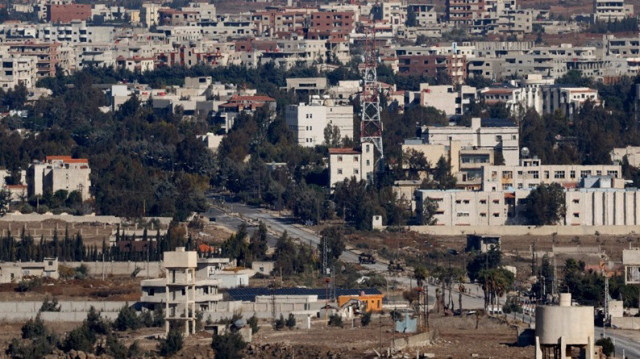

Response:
(418, 84), (477, 116)
(328, 146), (375, 189)
(611, 146), (640, 167)
(594, 0), (633, 22)
(162, 247), (197, 336)
(0, 49), (37, 90)
(420, 117), (520, 166)
(28, 156), (91, 200)
(0, 258), (59, 283)
(481, 158), (622, 191)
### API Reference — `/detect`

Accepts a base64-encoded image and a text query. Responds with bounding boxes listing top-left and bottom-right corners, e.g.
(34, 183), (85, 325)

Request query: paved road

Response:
(204, 197), (491, 309)
(509, 311), (640, 358)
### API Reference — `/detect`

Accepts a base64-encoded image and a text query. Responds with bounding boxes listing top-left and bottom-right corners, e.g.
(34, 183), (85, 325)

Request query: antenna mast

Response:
(360, 26), (384, 171)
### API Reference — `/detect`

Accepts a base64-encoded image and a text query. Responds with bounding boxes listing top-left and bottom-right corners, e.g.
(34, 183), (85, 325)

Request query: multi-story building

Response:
(594, 0), (633, 22)
(307, 11), (355, 42)
(141, 3), (161, 28)
(47, 3), (91, 23)
(285, 96), (354, 147)
(421, 117), (520, 166)
(480, 158), (621, 191)
(28, 155), (91, 200)
(446, 0), (486, 26)
(328, 146), (375, 189)
(406, 4), (438, 26)
(162, 248), (197, 336)
(0, 50), (37, 89)
(398, 54), (467, 84)
(8, 42), (59, 78)
(418, 84), (477, 116)
(158, 8), (201, 26)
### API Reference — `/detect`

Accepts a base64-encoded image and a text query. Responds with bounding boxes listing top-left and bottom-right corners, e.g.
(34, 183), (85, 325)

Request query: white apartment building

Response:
(421, 117), (520, 166)
(417, 176), (640, 226)
(418, 84), (477, 116)
(28, 156), (91, 200)
(285, 96), (354, 147)
(481, 158), (622, 191)
(0, 50), (36, 89)
(328, 145), (375, 189)
(594, 0), (633, 22)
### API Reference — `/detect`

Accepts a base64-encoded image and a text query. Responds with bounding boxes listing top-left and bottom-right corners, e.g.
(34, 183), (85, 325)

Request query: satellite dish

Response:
(521, 147), (530, 158)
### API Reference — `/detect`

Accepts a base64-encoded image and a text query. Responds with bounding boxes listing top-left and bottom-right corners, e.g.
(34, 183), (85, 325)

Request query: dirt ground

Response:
(245, 314), (531, 359)
(0, 276), (141, 301)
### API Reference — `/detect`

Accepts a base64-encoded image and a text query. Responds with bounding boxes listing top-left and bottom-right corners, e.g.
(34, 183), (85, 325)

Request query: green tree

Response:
(361, 311), (372, 326)
(525, 183), (566, 225)
(211, 331), (246, 359)
(0, 188), (10, 216)
(285, 313), (296, 329)
(114, 304), (141, 331)
(158, 327), (183, 356)
(416, 197), (438, 225)
(22, 314), (46, 339)
(248, 222), (268, 262)
(596, 337), (615, 357)
(319, 226), (345, 268)
(323, 124), (342, 147)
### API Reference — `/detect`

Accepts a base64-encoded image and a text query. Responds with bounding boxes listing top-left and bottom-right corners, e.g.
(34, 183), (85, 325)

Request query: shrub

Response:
(328, 314), (343, 327)
(75, 264), (89, 280)
(211, 331), (246, 359)
(16, 278), (42, 292)
(22, 314), (46, 339)
(274, 314), (285, 330)
(62, 324), (95, 353)
(114, 304), (141, 331)
(247, 315), (259, 334)
(158, 327), (183, 356)
(128, 340), (143, 358)
(596, 337), (615, 357)
(285, 313), (296, 329)
(40, 297), (61, 312)
(152, 306), (165, 327)
(86, 306), (110, 335)
(106, 334), (127, 358)
(361, 311), (372, 327)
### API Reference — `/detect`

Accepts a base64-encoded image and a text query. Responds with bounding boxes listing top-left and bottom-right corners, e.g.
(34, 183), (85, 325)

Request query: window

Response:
(354, 169), (359, 175)
(529, 171), (539, 179)
(480, 213), (487, 217)
(573, 213), (579, 218)
(456, 200), (462, 204)
(493, 199), (500, 204)
(366, 160), (370, 166)
(554, 171), (565, 179)
(544, 171), (550, 179)
(570, 170), (576, 179)
(607, 170), (618, 177)
(493, 213), (500, 217)
(354, 157), (359, 162)
(463, 200), (470, 204)
(580, 170), (591, 178)
(457, 212), (470, 217)
(480, 199), (487, 204)
(337, 156), (343, 162)
(337, 169), (343, 175)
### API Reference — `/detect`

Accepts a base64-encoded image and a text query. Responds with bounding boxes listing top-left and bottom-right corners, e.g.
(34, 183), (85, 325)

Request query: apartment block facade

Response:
(285, 97), (354, 147)
(28, 155), (91, 200)
(328, 146), (375, 189)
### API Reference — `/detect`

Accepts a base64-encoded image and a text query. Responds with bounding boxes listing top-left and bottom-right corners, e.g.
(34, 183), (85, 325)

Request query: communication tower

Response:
(360, 28), (384, 171)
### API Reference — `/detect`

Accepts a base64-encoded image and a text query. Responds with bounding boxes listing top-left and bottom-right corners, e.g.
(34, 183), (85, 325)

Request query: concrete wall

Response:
(0, 301), (128, 322)
(410, 225), (640, 236)
(393, 332), (431, 351)
(62, 261), (163, 277)
(611, 317), (640, 330)
(200, 300), (320, 321)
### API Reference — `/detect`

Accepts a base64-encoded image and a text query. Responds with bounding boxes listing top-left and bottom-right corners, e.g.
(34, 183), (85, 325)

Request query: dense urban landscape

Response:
(2, 0), (640, 358)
